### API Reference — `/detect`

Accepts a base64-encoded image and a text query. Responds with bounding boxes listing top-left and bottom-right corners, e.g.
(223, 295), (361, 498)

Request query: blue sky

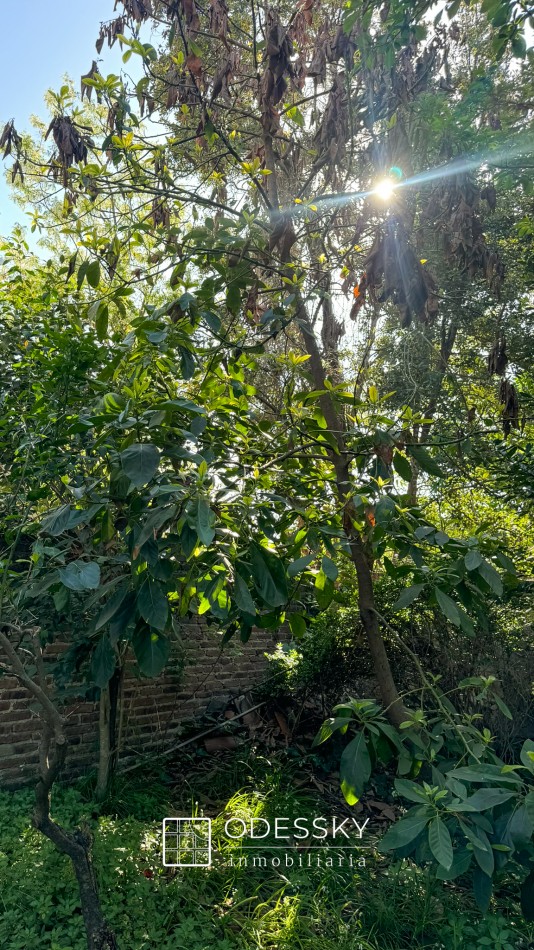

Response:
(0, 0), (138, 235)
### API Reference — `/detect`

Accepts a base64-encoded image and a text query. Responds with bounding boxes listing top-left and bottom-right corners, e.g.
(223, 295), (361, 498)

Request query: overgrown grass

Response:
(0, 752), (532, 950)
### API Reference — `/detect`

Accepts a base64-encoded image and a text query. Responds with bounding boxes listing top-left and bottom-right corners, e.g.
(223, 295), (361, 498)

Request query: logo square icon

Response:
(163, 817), (212, 867)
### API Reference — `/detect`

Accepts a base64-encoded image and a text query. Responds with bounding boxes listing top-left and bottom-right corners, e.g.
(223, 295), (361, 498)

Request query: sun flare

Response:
(373, 178), (396, 201)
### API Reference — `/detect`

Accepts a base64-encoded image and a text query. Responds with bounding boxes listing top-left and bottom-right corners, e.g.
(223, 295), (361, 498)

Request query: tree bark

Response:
(347, 535), (407, 727)
(96, 685), (112, 802)
(34, 781), (118, 950)
(0, 624), (118, 950)
(292, 301), (409, 725)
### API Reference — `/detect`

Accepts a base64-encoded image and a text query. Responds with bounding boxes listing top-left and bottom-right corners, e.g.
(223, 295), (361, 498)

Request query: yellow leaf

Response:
(420, 258), (428, 264)
(369, 385), (379, 403)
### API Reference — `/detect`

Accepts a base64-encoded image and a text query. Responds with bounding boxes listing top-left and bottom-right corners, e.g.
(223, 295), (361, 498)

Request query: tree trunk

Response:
(292, 301), (409, 724)
(347, 536), (407, 727)
(70, 833), (119, 950)
(33, 740), (119, 950)
(96, 685), (111, 802)
(34, 803), (118, 950)
(0, 625), (119, 950)
(259, 71), (408, 727)
(96, 667), (122, 801)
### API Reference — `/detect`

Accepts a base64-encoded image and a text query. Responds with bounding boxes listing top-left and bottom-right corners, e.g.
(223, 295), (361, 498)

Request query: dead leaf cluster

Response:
(487, 335), (508, 376)
(114, 0), (153, 24)
(352, 224), (439, 327)
(499, 379), (520, 435)
(0, 120), (22, 160)
(96, 16), (126, 54)
(45, 116), (94, 186)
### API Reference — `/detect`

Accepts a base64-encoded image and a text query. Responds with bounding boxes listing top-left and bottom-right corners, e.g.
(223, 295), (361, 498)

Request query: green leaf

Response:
(226, 283), (241, 315)
(288, 554), (314, 577)
(95, 585), (130, 631)
(393, 451), (413, 481)
(340, 731), (372, 805)
(95, 303), (109, 341)
(159, 397), (205, 415)
(120, 443), (160, 488)
(511, 33), (527, 58)
(312, 716), (352, 746)
(91, 636), (116, 688)
(448, 764), (522, 785)
(42, 505), (71, 536)
(321, 555), (338, 581)
(179, 346), (195, 379)
(285, 105), (304, 127)
(137, 505), (177, 550)
(392, 583), (425, 612)
(250, 543), (288, 608)
(59, 560), (101, 591)
(428, 817), (453, 870)
(406, 443), (445, 477)
(240, 621), (253, 643)
(379, 814), (430, 852)
(453, 788), (516, 811)
(315, 570), (335, 610)
(464, 549), (483, 571)
(233, 572), (256, 616)
(436, 848), (472, 881)
(435, 588), (461, 626)
(109, 591), (137, 643)
(288, 613), (306, 638)
(394, 779), (431, 804)
(520, 740), (534, 773)
(368, 385), (379, 403)
(86, 260), (101, 288)
(375, 495), (396, 524)
(495, 551), (516, 575)
(132, 625), (170, 677)
(193, 497), (216, 546)
(521, 870), (534, 922)
(473, 867), (493, 913)
(447, 0), (462, 17)
(77, 261), (88, 289)
(53, 586), (70, 613)
(525, 791), (534, 828)
(493, 693), (513, 720)
(478, 560), (503, 596)
(461, 824), (494, 876)
(509, 804), (534, 845)
(137, 577), (168, 631)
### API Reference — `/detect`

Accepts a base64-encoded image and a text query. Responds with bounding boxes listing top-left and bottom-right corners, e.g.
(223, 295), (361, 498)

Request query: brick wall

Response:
(0, 621), (284, 789)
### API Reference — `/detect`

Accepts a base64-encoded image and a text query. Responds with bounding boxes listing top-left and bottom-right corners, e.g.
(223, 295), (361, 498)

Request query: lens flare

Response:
(282, 134), (532, 219)
(373, 178), (396, 201)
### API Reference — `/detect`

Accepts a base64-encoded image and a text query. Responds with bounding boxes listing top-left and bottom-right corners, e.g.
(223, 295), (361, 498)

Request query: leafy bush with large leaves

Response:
(316, 688), (534, 919)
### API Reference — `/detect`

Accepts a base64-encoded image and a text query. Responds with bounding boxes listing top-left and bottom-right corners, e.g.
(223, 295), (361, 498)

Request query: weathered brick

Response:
(0, 623), (288, 787)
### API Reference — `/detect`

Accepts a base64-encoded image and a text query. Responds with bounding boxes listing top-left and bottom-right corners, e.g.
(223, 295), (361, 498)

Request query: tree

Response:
(3, 0), (532, 725)
(0, 1), (533, 943)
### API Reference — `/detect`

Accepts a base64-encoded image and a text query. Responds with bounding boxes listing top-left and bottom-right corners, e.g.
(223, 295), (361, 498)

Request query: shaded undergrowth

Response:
(0, 748), (532, 950)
